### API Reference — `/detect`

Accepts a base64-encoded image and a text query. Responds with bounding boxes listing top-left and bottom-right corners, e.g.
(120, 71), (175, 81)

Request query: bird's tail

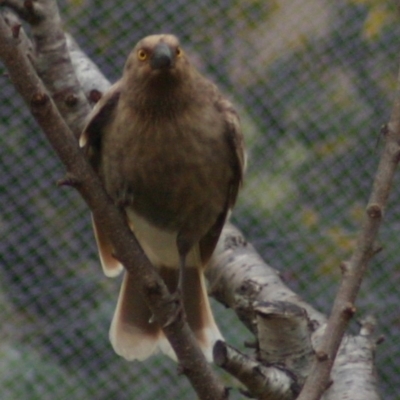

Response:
(109, 265), (223, 361)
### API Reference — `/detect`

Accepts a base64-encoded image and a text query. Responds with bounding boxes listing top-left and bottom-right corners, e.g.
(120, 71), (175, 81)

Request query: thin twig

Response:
(296, 69), (400, 400)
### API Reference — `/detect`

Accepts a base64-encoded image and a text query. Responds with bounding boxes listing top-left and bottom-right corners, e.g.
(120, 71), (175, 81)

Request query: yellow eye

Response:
(137, 49), (148, 61)
(176, 47), (183, 57)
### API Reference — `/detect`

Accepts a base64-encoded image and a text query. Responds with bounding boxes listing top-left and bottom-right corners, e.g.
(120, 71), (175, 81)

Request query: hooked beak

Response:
(150, 42), (173, 70)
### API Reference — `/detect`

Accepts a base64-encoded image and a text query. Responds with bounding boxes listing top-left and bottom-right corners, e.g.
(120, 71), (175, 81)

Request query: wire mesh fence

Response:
(1, 0), (399, 399)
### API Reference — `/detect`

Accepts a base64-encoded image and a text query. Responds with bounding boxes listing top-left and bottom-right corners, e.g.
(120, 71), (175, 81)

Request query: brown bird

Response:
(80, 34), (245, 361)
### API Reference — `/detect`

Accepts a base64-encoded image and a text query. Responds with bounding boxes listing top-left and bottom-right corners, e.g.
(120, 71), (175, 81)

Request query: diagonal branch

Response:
(2, 0), (91, 136)
(209, 215), (381, 399)
(0, 11), (228, 400)
(296, 66), (400, 400)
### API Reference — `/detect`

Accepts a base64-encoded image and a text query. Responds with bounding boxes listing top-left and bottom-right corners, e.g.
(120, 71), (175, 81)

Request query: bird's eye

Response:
(176, 47), (183, 57)
(137, 49), (148, 61)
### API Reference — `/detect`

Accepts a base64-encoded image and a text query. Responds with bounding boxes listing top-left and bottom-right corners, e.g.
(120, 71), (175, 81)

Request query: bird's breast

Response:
(102, 106), (232, 231)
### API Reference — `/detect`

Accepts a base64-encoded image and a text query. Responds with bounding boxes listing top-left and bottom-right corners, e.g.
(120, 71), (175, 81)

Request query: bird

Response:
(79, 34), (245, 362)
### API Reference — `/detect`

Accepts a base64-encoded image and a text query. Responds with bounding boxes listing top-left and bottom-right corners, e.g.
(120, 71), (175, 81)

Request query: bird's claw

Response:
(162, 289), (183, 327)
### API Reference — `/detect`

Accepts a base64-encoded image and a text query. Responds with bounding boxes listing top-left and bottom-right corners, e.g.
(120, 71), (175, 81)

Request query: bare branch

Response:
(209, 224), (380, 399)
(208, 223), (326, 333)
(65, 33), (110, 102)
(296, 68), (400, 400)
(26, 0), (91, 137)
(214, 341), (299, 400)
(0, 0), (32, 21)
(255, 302), (314, 383)
(324, 317), (381, 400)
(0, 12), (228, 400)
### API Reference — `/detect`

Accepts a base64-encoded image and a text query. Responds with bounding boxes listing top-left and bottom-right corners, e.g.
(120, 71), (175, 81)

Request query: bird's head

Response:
(124, 34), (190, 84)
(121, 34), (201, 110)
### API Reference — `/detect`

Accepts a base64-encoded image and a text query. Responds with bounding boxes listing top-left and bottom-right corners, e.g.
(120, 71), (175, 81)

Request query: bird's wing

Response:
(80, 81), (121, 164)
(80, 82), (124, 277)
(218, 94), (246, 208)
(199, 89), (246, 264)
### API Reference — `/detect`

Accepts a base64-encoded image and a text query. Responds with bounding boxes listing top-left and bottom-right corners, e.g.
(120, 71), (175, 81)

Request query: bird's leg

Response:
(176, 233), (193, 294)
(161, 238), (190, 328)
(177, 253), (186, 295)
(162, 253), (186, 328)
(170, 251), (186, 301)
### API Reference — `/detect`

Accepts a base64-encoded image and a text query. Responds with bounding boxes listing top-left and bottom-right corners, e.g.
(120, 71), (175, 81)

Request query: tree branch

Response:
(0, 9), (227, 400)
(214, 341), (299, 400)
(295, 66), (400, 400)
(3, 0), (91, 137)
(207, 224), (326, 334)
(209, 224), (381, 399)
(65, 33), (110, 102)
(323, 316), (380, 400)
(255, 301), (314, 384)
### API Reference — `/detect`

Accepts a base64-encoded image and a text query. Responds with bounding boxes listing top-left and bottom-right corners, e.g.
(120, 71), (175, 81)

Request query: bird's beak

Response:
(151, 42), (173, 70)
